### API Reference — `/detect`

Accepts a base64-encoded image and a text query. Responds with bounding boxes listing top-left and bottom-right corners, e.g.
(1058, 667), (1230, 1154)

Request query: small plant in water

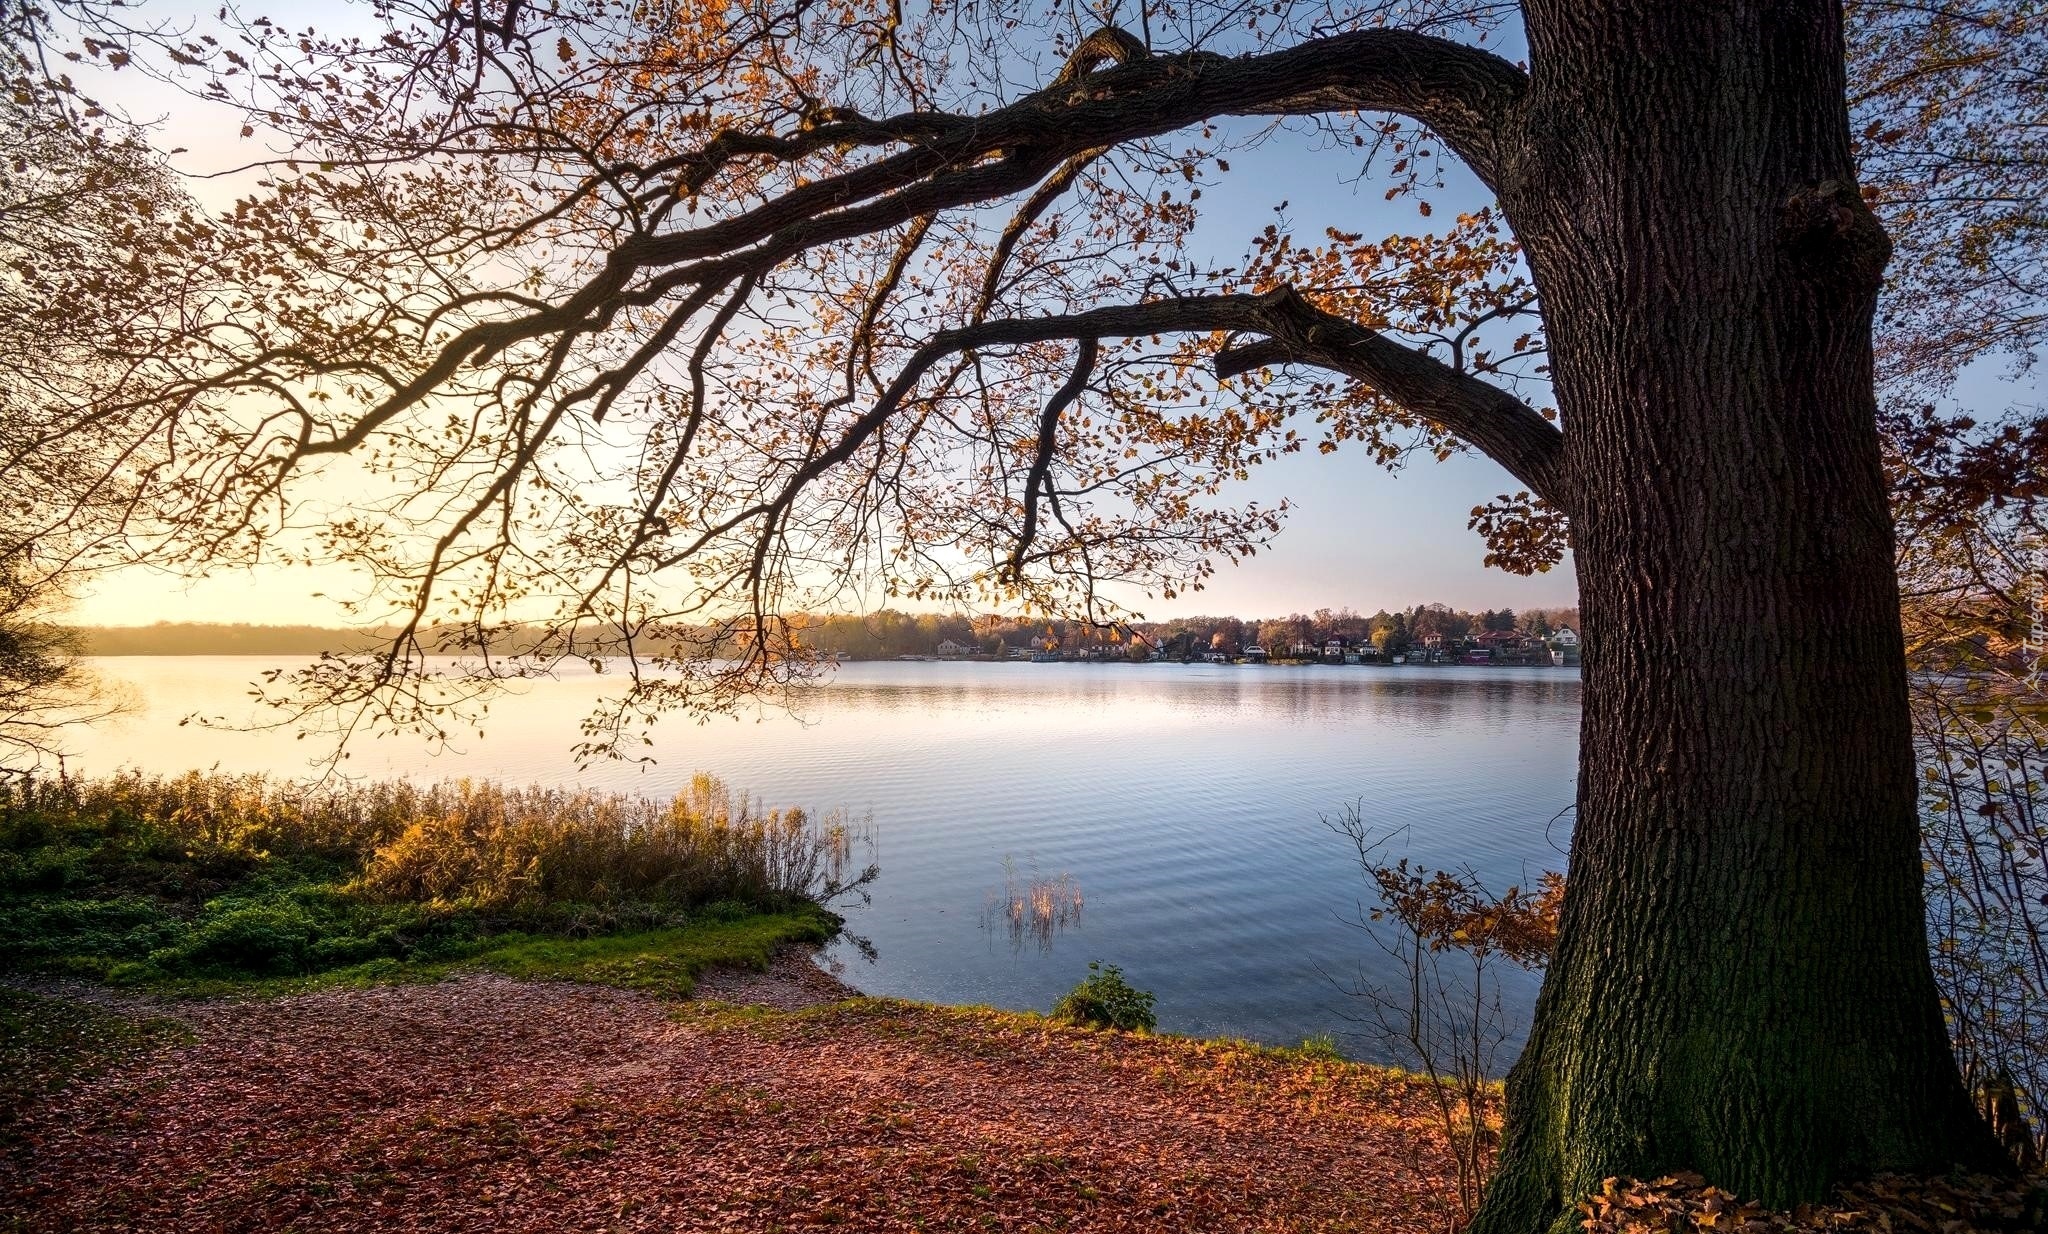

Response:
(1051, 961), (1156, 1032)
(982, 856), (1083, 954)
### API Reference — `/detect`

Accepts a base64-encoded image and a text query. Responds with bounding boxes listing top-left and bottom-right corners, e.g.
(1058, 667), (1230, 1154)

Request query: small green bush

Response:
(1051, 961), (1156, 1032)
(175, 902), (320, 974)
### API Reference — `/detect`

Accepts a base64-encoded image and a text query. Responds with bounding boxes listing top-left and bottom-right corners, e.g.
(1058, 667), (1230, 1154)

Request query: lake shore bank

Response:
(2, 964), (1458, 1233)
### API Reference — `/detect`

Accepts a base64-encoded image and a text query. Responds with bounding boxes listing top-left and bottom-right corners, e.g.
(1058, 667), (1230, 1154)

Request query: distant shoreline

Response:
(77, 624), (385, 657)
(76, 616), (1583, 668)
(83, 650), (1583, 671)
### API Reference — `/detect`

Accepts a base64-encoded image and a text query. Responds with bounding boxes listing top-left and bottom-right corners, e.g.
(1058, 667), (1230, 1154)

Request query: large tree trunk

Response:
(1472, 4), (2005, 1230)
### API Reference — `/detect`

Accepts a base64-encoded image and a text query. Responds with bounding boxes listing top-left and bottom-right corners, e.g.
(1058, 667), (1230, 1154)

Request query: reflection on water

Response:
(72, 658), (1580, 1061)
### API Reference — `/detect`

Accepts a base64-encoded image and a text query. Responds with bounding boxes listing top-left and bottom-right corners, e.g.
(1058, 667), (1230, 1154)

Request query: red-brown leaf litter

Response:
(3, 968), (1459, 1232)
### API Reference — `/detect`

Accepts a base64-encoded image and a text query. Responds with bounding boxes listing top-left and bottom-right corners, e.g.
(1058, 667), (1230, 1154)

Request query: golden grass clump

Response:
(355, 773), (868, 909)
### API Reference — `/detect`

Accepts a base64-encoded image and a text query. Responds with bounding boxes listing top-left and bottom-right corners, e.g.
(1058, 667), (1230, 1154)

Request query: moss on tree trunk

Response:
(1471, 4), (2007, 1229)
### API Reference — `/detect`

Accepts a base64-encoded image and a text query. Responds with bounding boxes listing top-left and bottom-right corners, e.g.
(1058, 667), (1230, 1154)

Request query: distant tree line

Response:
(1136, 605), (1580, 660)
(76, 608), (1580, 660)
(79, 623), (390, 656)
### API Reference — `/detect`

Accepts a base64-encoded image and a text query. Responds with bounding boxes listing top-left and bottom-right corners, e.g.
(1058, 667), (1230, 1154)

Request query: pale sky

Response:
(74, 443), (1584, 626)
(61, 3), (2039, 628)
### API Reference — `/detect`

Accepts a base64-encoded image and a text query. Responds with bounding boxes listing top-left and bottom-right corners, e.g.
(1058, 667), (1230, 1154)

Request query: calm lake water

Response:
(71, 657), (1580, 1061)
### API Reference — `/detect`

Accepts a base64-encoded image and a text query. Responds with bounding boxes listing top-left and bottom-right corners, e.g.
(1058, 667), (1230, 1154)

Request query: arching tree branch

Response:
(240, 24), (1528, 502)
(1215, 287), (1566, 505)
(844, 288), (1565, 507)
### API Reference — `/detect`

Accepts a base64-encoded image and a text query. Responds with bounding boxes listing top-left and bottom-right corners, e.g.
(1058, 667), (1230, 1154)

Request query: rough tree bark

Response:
(1470, 3), (2005, 1229)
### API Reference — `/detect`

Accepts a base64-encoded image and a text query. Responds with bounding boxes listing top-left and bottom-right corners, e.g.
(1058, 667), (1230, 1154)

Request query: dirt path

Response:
(2, 965), (1456, 1232)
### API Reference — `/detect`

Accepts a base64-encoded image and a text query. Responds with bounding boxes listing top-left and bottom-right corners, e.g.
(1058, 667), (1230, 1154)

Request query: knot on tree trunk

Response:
(797, 104), (871, 133)
(1212, 285), (1323, 380)
(1052, 27), (1149, 86)
(1779, 179), (1892, 293)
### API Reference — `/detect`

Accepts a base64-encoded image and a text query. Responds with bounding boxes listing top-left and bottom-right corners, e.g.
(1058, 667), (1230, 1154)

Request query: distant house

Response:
(936, 639), (973, 658)
(1549, 627), (1581, 666)
(1323, 637), (1348, 661)
(1244, 646), (1268, 664)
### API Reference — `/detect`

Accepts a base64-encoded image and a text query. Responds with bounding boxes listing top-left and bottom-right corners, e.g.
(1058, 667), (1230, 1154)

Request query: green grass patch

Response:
(1050, 962), (1157, 1032)
(105, 908), (841, 1000)
(463, 910), (835, 998)
(1292, 1033), (1344, 1061)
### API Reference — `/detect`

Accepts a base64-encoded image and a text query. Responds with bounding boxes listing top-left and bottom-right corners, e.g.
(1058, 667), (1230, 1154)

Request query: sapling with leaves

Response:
(1333, 805), (1562, 1225)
